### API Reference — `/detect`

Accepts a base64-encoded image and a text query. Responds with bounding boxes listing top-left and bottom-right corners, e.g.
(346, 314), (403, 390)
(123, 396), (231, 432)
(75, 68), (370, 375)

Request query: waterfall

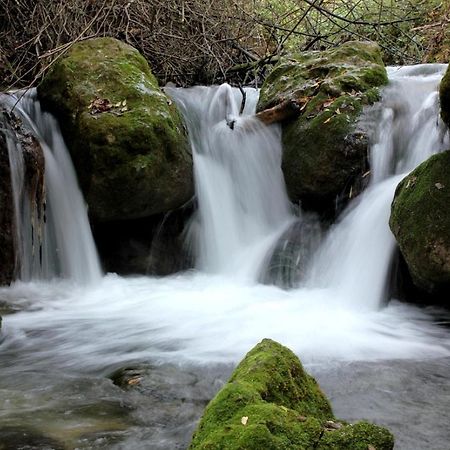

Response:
(168, 65), (449, 307)
(0, 90), (102, 284)
(166, 84), (295, 280)
(307, 64), (449, 308)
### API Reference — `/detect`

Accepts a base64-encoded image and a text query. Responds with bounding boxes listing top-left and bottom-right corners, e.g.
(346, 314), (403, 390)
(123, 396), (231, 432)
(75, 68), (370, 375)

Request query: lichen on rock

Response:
(189, 339), (394, 450)
(258, 41), (388, 218)
(37, 37), (193, 222)
(390, 150), (450, 300)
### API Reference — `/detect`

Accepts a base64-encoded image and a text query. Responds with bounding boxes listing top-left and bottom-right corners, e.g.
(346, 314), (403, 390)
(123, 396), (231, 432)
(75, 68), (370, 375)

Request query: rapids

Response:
(0, 65), (450, 449)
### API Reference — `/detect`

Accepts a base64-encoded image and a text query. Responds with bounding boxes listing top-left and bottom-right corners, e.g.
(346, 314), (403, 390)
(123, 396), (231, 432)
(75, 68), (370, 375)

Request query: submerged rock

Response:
(0, 426), (64, 450)
(37, 37), (193, 223)
(258, 41), (387, 218)
(189, 339), (394, 450)
(390, 151), (450, 301)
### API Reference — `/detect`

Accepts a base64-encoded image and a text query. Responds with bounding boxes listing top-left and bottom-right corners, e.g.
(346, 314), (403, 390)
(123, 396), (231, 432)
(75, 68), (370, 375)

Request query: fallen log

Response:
(226, 98), (304, 130)
(255, 98), (304, 125)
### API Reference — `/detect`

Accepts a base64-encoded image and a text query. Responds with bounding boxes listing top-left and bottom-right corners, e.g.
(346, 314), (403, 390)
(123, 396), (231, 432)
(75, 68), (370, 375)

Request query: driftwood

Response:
(226, 98), (304, 130)
(255, 98), (303, 125)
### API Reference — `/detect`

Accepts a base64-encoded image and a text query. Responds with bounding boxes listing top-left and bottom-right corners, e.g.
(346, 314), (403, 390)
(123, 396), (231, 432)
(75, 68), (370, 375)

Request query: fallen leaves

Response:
(435, 182), (445, 190)
(89, 97), (129, 115)
(241, 416), (248, 425)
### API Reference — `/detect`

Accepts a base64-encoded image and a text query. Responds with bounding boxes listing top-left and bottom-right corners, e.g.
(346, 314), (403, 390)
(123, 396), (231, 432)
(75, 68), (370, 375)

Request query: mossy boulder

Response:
(189, 339), (394, 450)
(439, 65), (450, 128)
(258, 41), (388, 216)
(37, 37), (193, 222)
(390, 151), (450, 298)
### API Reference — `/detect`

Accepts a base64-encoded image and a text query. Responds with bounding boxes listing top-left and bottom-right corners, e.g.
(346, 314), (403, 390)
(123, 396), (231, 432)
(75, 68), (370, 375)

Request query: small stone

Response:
(241, 416), (248, 426)
(435, 182), (445, 190)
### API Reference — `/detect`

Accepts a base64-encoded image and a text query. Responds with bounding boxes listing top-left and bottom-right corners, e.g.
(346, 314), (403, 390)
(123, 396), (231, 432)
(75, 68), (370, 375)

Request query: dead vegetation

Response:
(0, 0), (443, 90)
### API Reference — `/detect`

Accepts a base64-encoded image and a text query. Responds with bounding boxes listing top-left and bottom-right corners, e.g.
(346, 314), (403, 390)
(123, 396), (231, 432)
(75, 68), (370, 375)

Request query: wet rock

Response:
(0, 104), (45, 285)
(189, 339), (394, 450)
(0, 108), (15, 286)
(37, 37), (193, 223)
(262, 216), (322, 288)
(439, 65), (450, 127)
(94, 202), (193, 276)
(390, 151), (450, 302)
(258, 41), (387, 219)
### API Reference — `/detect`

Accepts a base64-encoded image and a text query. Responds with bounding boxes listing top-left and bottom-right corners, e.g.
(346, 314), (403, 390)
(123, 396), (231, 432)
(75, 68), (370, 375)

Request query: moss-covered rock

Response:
(37, 37), (193, 222)
(439, 65), (450, 128)
(390, 151), (450, 298)
(189, 339), (394, 450)
(258, 41), (387, 217)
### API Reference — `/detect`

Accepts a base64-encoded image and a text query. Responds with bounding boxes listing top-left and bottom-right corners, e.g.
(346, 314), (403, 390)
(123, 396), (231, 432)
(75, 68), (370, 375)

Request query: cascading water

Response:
(1, 67), (450, 450)
(307, 64), (449, 309)
(0, 90), (102, 284)
(165, 85), (294, 279)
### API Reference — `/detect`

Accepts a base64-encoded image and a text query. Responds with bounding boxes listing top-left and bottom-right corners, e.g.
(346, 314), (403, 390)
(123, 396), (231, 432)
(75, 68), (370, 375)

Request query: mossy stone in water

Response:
(37, 37), (193, 222)
(390, 151), (450, 299)
(189, 339), (394, 450)
(258, 41), (387, 217)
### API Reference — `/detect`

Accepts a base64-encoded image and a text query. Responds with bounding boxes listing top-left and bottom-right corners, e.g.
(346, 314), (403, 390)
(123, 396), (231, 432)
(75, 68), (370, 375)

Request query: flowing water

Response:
(1, 66), (450, 449)
(0, 90), (102, 284)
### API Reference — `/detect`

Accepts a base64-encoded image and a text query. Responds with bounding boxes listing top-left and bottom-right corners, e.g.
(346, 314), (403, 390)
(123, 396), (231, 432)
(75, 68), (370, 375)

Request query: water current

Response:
(0, 66), (450, 449)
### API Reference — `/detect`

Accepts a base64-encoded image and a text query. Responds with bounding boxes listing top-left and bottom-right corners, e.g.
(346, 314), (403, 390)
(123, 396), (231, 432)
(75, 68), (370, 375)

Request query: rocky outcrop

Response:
(390, 151), (450, 301)
(189, 339), (394, 450)
(37, 37), (193, 223)
(258, 41), (388, 218)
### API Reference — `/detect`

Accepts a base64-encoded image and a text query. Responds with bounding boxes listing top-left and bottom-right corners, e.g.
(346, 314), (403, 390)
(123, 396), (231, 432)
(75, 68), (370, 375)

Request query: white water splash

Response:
(0, 90), (102, 284)
(165, 84), (294, 280)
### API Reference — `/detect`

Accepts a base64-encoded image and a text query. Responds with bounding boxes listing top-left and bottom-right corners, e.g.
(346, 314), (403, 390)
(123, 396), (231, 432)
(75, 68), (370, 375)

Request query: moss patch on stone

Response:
(390, 150), (450, 296)
(37, 37), (193, 222)
(189, 339), (394, 450)
(258, 41), (387, 216)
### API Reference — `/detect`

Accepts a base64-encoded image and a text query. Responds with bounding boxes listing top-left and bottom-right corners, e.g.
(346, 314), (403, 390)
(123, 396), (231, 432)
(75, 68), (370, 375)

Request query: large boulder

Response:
(37, 37), (193, 222)
(258, 41), (388, 217)
(189, 339), (394, 450)
(390, 151), (450, 299)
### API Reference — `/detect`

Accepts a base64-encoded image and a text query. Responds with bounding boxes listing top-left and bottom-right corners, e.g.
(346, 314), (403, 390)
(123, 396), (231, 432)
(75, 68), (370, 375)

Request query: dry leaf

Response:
(241, 416), (248, 425)
(323, 117), (332, 124)
(435, 182), (445, 190)
(127, 376), (142, 386)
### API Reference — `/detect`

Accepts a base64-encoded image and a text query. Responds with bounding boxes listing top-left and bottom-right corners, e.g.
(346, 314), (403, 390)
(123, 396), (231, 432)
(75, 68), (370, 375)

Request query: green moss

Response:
(318, 421), (394, 450)
(257, 41), (387, 215)
(189, 339), (393, 450)
(37, 37), (192, 222)
(390, 151), (450, 293)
